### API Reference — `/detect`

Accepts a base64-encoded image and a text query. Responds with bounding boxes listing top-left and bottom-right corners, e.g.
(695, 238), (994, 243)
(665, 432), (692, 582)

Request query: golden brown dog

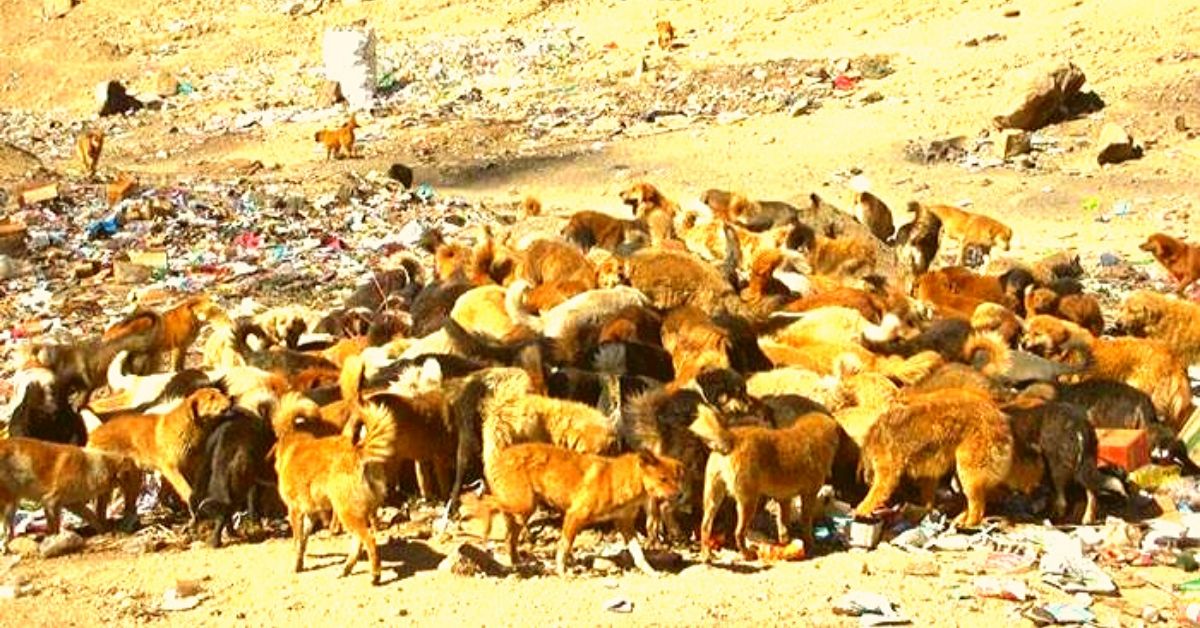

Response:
(661, 306), (731, 386)
(917, 202), (1012, 262)
(692, 408), (841, 560)
(273, 393), (396, 584)
(0, 438), (140, 545)
(76, 129), (104, 178)
(855, 387), (1012, 526)
(86, 388), (232, 511)
(787, 223), (878, 279)
(970, 302), (1024, 346)
(1117, 290), (1200, 364)
(620, 182), (678, 244)
(1024, 287), (1104, 337)
(562, 210), (648, 251)
(103, 294), (221, 371)
(480, 443), (684, 574)
(603, 248), (735, 311)
(1023, 315), (1193, 428)
(1141, 233), (1200, 296)
(315, 114), (359, 160)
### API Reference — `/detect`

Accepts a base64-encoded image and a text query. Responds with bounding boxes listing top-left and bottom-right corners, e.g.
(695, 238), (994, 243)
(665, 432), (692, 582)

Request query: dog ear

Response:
(636, 448), (658, 467)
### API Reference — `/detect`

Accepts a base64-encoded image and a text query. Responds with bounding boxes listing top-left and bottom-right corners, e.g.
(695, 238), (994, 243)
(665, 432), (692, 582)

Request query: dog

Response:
(562, 210), (649, 252)
(1022, 315), (1193, 428)
(856, 388), (1012, 526)
(1140, 233), (1200, 296)
(852, 191), (895, 243)
(480, 444), (683, 574)
(603, 248), (736, 312)
(103, 295), (221, 371)
(1116, 290), (1200, 364)
(620, 182), (678, 244)
(6, 367), (88, 445)
(0, 438), (140, 546)
(86, 388), (233, 514)
(895, 202), (942, 277)
(1002, 391), (1125, 524)
(656, 20), (675, 49)
(913, 202), (1012, 264)
(76, 129), (104, 178)
(1024, 287), (1104, 337)
(691, 408), (842, 560)
(272, 393), (396, 583)
(661, 306), (732, 386)
(189, 407), (276, 547)
(315, 114), (359, 160)
(787, 223), (878, 279)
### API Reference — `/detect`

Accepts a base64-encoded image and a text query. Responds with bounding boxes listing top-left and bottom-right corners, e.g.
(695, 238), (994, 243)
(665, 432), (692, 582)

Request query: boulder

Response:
(39, 531), (84, 558)
(316, 80), (345, 108)
(993, 129), (1032, 159)
(437, 543), (508, 577)
(42, 0), (74, 19)
(1096, 123), (1142, 165)
(993, 62), (1087, 131)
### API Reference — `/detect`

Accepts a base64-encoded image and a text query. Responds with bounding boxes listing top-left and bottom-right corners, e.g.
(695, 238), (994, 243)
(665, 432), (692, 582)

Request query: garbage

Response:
(1095, 428), (1151, 471)
(603, 597), (634, 613)
(323, 27), (378, 110)
(974, 576), (1030, 601)
(849, 518), (883, 549)
(832, 592), (911, 626)
(1039, 531), (1117, 594)
(753, 539), (806, 562)
(437, 542), (508, 577)
(1025, 603), (1095, 625)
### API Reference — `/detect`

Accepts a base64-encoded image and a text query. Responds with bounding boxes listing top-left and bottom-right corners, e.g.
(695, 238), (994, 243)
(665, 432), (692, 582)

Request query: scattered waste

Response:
(1039, 531), (1117, 594)
(604, 597), (634, 613)
(973, 576), (1030, 601)
(833, 591), (911, 626)
(1025, 603), (1095, 625)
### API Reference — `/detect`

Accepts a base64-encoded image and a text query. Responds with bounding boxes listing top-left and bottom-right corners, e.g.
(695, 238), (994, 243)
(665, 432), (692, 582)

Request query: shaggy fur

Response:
(917, 202), (1013, 263)
(189, 408), (276, 547)
(1025, 287), (1104, 337)
(1140, 233), (1200, 296)
(852, 191), (895, 243)
(103, 295), (221, 371)
(562, 211), (649, 252)
(896, 202), (943, 277)
(1116, 290), (1200, 364)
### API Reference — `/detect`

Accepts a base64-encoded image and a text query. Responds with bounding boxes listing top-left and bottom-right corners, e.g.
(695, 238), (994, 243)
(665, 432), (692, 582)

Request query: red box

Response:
(1095, 428), (1150, 472)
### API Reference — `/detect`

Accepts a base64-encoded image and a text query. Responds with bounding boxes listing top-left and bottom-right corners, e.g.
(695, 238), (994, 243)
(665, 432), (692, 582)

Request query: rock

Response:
(316, 80), (345, 108)
(0, 220), (28, 258)
(39, 531), (84, 558)
(1176, 115), (1189, 132)
(993, 61), (1087, 131)
(994, 129), (1032, 159)
(0, 255), (31, 280)
(1096, 123), (1142, 165)
(387, 163), (414, 188)
(1003, 8), (1020, 17)
(589, 115), (623, 135)
(789, 97), (813, 116)
(437, 543), (507, 577)
(6, 537), (39, 557)
(42, 0), (74, 19)
(96, 81), (145, 117)
(592, 557), (620, 573)
(73, 261), (100, 279)
(18, 182), (59, 206)
(153, 71), (179, 98)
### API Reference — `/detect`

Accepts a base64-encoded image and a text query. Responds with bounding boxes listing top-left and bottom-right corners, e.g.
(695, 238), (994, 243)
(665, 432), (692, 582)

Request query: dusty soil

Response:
(2, 0), (1200, 624)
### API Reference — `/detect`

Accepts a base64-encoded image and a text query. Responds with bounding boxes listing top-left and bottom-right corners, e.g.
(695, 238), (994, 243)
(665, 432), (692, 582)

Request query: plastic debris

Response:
(1038, 531), (1117, 594)
(974, 576), (1030, 601)
(1025, 603), (1094, 625)
(833, 592), (910, 626)
(604, 597), (634, 613)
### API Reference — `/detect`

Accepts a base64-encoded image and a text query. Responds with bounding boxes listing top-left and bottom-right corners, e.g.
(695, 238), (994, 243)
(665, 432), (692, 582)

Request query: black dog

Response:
(189, 408), (277, 548)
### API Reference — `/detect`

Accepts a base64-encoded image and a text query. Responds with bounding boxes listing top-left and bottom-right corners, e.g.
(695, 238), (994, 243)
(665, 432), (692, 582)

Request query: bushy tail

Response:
(106, 350), (133, 392)
(340, 354), (366, 407)
(686, 403), (735, 455)
(355, 401), (397, 467)
(877, 350), (943, 385)
(101, 310), (161, 343)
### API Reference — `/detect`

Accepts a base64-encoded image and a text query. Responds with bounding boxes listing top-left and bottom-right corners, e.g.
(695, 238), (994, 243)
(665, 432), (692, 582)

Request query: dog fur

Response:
(852, 191), (895, 243)
(1025, 287), (1104, 337)
(314, 114), (359, 160)
(76, 129), (104, 178)
(896, 202), (942, 277)
(916, 202), (1013, 263)
(1140, 233), (1200, 296)
(1116, 290), (1200, 364)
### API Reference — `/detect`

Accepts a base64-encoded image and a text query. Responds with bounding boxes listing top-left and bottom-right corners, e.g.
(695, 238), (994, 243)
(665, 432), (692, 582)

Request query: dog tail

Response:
(271, 391), (320, 437)
(106, 350), (134, 392)
(231, 320), (269, 357)
(101, 310), (161, 343)
(504, 279), (543, 333)
(877, 350), (943, 385)
(339, 354), (366, 406)
(443, 316), (533, 364)
(355, 401), (397, 467)
(618, 386), (667, 453)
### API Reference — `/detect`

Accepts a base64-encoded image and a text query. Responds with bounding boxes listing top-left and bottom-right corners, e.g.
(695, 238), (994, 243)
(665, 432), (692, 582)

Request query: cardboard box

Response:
(18, 183), (58, 206)
(1096, 428), (1150, 472)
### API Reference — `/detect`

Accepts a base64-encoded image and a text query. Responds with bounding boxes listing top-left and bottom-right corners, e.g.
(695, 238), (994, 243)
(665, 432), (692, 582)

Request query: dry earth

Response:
(2, 0), (1200, 625)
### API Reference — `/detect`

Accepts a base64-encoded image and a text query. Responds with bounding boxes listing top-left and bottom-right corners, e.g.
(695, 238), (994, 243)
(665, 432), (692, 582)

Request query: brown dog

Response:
(1117, 290), (1200, 364)
(856, 388), (1013, 527)
(562, 210), (648, 252)
(273, 393), (397, 584)
(1141, 233), (1200, 296)
(656, 20), (675, 49)
(76, 129), (104, 178)
(620, 182), (678, 244)
(315, 114), (359, 160)
(692, 408), (842, 560)
(103, 294), (221, 371)
(87, 388), (233, 512)
(1023, 315), (1193, 429)
(1024, 287), (1104, 337)
(0, 438), (140, 546)
(481, 443), (684, 574)
(917, 202), (1012, 263)
(852, 191), (895, 243)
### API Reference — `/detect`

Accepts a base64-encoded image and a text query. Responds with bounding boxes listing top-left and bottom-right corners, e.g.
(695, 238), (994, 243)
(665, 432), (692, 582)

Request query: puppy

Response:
(272, 393), (396, 583)
(86, 388), (233, 512)
(1116, 290), (1200, 364)
(1023, 315), (1193, 428)
(852, 191), (895, 243)
(915, 202), (1012, 263)
(692, 408), (841, 560)
(315, 114), (359, 160)
(1140, 233), (1200, 296)
(1024, 287), (1104, 337)
(656, 20), (675, 49)
(856, 388), (1012, 526)
(76, 129), (104, 178)
(0, 438), (140, 545)
(895, 202), (942, 277)
(480, 444), (684, 574)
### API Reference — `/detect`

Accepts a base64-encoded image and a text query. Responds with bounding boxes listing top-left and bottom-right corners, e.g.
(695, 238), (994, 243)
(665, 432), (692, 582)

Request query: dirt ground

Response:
(2, 0), (1200, 625)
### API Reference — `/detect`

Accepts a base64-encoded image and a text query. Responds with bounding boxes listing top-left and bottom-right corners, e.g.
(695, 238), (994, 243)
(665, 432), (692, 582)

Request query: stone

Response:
(437, 543), (507, 577)
(1096, 123), (1142, 165)
(38, 531), (84, 558)
(42, 0), (74, 19)
(316, 80), (344, 108)
(96, 81), (144, 117)
(0, 220), (28, 258)
(73, 261), (100, 279)
(386, 163), (414, 188)
(153, 71), (179, 98)
(994, 129), (1032, 159)
(993, 61), (1087, 131)
(5, 537), (39, 557)
(592, 557), (620, 573)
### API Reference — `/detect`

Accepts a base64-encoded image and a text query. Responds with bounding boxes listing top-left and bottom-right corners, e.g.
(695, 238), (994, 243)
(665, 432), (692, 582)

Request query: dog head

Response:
(786, 222), (817, 251)
(596, 256), (628, 289)
(694, 367), (751, 416)
(655, 20), (675, 48)
(620, 182), (665, 212)
(1140, 233), (1186, 264)
(1023, 287), (1059, 317)
(971, 303), (1024, 346)
(1114, 290), (1163, 337)
(1021, 315), (1084, 357)
(187, 388), (233, 423)
(434, 242), (473, 282)
(106, 454), (143, 501)
(635, 449), (685, 502)
(345, 114), (359, 131)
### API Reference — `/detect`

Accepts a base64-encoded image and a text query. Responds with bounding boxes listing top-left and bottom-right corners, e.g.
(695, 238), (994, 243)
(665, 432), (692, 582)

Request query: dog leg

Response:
(797, 488), (820, 551)
(955, 472), (989, 528)
(209, 511), (225, 549)
(734, 498), (757, 561)
(556, 512), (584, 575)
(290, 510), (308, 573)
(158, 466), (195, 518)
(916, 477), (939, 510)
(854, 463), (900, 519)
(700, 466), (727, 562)
(68, 503), (108, 534)
(45, 503), (63, 535)
(504, 513), (521, 567)
(618, 517), (657, 576)
(773, 498), (793, 545)
(1081, 489), (1098, 526)
(415, 461), (435, 501)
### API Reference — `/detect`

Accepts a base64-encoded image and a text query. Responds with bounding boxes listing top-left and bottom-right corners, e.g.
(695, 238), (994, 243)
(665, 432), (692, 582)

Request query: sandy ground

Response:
(2, 0), (1200, 625)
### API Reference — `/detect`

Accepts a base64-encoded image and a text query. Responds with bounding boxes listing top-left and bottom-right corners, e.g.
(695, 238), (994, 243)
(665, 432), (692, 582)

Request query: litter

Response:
(1025, 603), (1095, 625)
(973, 576), (1030, 601)
(603, 597), (634, 613)
(832, 592), (911, 626)
(1038, 531), (1117, 594)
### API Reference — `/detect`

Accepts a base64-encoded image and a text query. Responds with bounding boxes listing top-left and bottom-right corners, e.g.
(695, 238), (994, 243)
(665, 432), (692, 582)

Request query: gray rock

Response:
(994, 129), (1032, 159)
(38, 531), (84, 558)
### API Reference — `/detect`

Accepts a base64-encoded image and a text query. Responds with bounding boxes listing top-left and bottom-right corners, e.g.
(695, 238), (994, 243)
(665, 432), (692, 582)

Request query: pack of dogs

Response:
(3, 178), (1200, 584)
